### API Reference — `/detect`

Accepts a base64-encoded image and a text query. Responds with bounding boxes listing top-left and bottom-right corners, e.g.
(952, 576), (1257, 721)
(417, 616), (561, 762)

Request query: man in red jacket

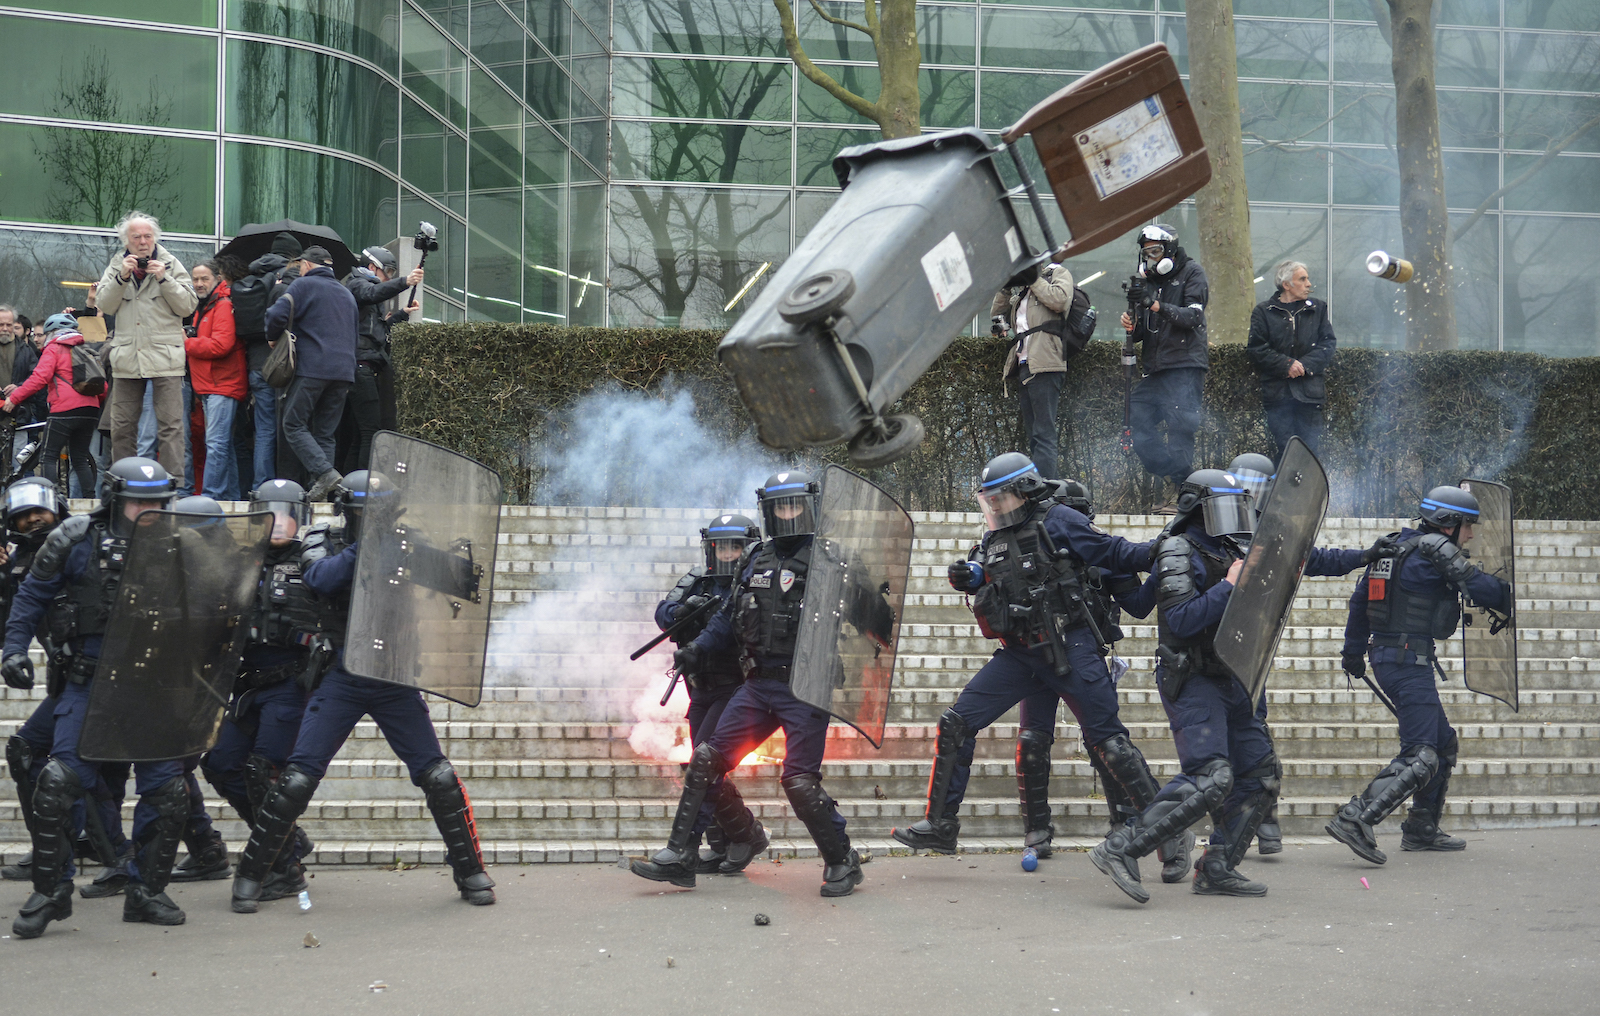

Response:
(185, 261), (247, 500)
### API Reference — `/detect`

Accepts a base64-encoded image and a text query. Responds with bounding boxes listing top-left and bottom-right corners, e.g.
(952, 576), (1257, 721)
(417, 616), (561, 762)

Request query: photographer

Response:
(95, 210), (197, 477)
(1119, 224), (1208, 512)
(1246, 260), (1336, 462)
(342, 246), (422, 472)
(990, 262), (1074, 481)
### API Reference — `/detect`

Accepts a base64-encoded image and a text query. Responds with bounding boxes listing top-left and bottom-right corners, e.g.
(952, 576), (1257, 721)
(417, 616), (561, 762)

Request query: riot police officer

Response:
(4, 458), (191, 937)
(632, 471), (888, 897)
(231, 470), (496, 912)
(197, 480), (320, 902)
(1089, 469), (1393, 903)
(890, 455), (1183, 875)
(1328, 485), (1510, 864)
(1226, 451), (1283, 854)
(653, 513), (767, 874)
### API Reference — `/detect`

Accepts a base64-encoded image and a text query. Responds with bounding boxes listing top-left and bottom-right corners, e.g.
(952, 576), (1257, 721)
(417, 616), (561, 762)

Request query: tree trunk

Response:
(1184, 0), (1254, 344)
(875, 0), (922, 139)
(1388, 0), (1458, 351)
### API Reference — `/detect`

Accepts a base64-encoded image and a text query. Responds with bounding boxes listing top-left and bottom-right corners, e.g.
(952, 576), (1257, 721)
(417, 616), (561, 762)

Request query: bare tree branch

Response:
(806, 0), (873, 39)
(1454, 111), (1600, 242)
(773, 0), (879, 123)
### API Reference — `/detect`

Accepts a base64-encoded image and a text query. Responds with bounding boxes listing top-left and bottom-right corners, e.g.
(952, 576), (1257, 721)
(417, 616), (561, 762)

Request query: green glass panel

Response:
(1448, 209), (1499, 351)
(1160, 15), (1187, 75)
(526, 121), (566, 188)
(1241, 82), (1330, 145)
(1443, 150), (1497, 209)
(608, 185), (790, 328)
(1437, 89), (1499, 150)
(1436, 29), (1497, 88)
(471, 68), (521, 130)
(413, 0), (470, 48)
(1504, 93), (1600, 155)
(981, 71), (1077, 131)
(1504, 214), (1600, 356)
(615, 0), (782, 58)
(567, 184), (605, 325)
(471, 0), (525, 99)
(1504, 154), (1600, 213)
(225, 141), (394, 247)
(570, 0), (608, 40)
(470, 125), (522, 193)
(615, 58), (790, 121)
(1235, 1), (1326, 16)
(524, 184), (567, 321)
(1505, 33), (1600, 92)
(1243, 144), (1329, 203)
(1236, 19), (1328, 81)
(570, 54), (610, 110)
(1331, 23), (1389, 84)
(1331, 1), (1373, 20)
(467, 195), (522, 323)
(797, 3), (976, 65)
(1329, 86), (1394, 146)
(981, 10), (1153, 72)
(1438, 0), (1500, 26)
(982, 0), (1153, 10)
(229, 0), (398, 73)
(1508, 0), (1600, 31)
(3, 17), (216, 131)
(1331, 148), (1399, 205)
(527, 41), (570, 130)
(402, 9), (468, 129)
(526, 0), (569, 58)
(798, 67), (972, 128)
(1330, 208), (1406, 350)
(46, 1), (214, 26)
(796, 126), (878, 187)
(228, 40), (399, 171)
(614, 121), (790, 186)
(0, 122), (213, 232)
(570, 116), (606, 180)
(794, 189), (840, 246)
(1247, 205), (1327, 306)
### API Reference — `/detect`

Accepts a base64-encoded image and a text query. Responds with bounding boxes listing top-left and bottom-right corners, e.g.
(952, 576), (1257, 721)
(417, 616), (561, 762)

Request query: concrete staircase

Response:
(3, 506), (1598, 866)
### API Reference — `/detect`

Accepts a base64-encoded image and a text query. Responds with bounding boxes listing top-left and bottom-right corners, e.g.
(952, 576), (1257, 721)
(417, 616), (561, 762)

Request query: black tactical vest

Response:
(1083, 566), (1125, 648)
(734, 540), (810, 671)
(663, 566), (722, 646)
(47, 520), (124, 649)
(250, 540), (330, 651)
(1364, 536), (1462, 639)
(297, 523), (351, 643)
(1154, 534), (1233, 677)
(971, 513), (1094, 645)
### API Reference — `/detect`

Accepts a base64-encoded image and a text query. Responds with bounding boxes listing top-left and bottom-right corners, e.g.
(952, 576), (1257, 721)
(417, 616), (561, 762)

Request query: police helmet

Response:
(1418, 485), (1480, 531)
(1226, 453), (1277, 510)
(756, 471), (819, 540)
(1050, 478), (1094, 519)
(1137, 223), (1179, 278)
(1179, 468), (1255, 540)
(4, 477), (65, 537)
(251, 478), (310, 526)
(104, 456), (177, 519)
(173, 495), (224, 515)
(363, 245), (398, 275)
(700, 513), (760, 576)
(976, 452), (1047, 530)
(335, 469), (399, 543)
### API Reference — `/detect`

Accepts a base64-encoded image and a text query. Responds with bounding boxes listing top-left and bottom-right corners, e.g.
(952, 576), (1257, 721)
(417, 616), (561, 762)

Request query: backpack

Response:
(70, 339), (108, 396)
(1063, 286), (1097, 353)
(229, 270), (277, 341)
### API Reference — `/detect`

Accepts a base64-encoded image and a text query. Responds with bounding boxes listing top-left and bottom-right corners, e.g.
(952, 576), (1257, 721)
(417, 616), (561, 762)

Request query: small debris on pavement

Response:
(666, 957), (676, 968)
(303, 933), (320, 948)
(369, 982), (388, 993)
(754, 913), (770, 926)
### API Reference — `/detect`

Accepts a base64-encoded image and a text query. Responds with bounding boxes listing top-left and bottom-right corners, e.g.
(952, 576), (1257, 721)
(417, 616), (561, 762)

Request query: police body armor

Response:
(283, 523), (351, 690)
(39, 514), (124, 685)
(663, 567), (739, 688)
(970, 512), (1099, 655)
(1363, 534), (1463, 646)
(1083, 567), (1125, 650)
(735, 541), (809, 679)
(1153, 534), (1234, 696)
(237, 537), (338, 693)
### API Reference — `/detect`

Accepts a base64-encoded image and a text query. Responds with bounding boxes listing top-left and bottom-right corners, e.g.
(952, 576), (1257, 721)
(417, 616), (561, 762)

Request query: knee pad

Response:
(147, 775), (190, 824)
(780, 771), (825, 810)
(686, 743), (731, 789)
(33, 759), (84, 820)
(1194, 758), (1234, 809)
(1408, 744), (1440, 782)
(1016, 728), (1053, 778)
(5, 734), (34, 783)
(275, 764), (321, 811)
(936, 709), (972, 754)
(418, 758), (460, 797)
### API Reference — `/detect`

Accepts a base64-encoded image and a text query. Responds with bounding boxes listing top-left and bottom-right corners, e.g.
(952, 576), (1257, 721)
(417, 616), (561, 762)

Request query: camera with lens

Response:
(412, 221), (439, 254)
(135, 256), (151, 271)
(990, 314), (1008, 337)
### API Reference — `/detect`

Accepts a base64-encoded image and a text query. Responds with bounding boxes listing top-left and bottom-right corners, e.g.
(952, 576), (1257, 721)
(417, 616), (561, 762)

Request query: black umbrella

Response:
(216, 219), (359, 278)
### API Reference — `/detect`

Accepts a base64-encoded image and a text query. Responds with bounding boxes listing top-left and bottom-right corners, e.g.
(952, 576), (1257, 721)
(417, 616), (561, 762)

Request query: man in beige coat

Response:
(95, 211), (197, 476)
(991, 263), (1074, 480)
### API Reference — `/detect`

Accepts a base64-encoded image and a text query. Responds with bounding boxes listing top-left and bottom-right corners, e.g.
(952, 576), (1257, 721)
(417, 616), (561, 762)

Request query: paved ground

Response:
(2, 827), (1596, 1015)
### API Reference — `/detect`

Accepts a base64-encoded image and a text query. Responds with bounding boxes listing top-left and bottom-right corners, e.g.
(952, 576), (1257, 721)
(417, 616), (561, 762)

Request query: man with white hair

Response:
(95, 210), (197, 477)
(1246, 260), (1337, 462)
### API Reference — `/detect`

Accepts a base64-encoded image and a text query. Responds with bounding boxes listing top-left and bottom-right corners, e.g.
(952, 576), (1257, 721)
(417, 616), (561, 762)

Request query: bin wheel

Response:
(848, 414), (925, 469)
(777, 270), (856, 325)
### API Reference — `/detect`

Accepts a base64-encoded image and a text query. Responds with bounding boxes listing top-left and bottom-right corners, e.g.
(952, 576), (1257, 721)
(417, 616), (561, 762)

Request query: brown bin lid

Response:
(1001, 43), (1211, 260)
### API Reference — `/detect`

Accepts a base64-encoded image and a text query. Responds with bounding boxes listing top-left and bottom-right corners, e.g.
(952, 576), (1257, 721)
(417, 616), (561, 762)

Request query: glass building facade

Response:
(2, 2), (1598, 354)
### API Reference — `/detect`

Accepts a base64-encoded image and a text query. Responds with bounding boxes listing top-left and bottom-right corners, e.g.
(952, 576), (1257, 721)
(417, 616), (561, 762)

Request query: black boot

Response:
(12, 759), (78, 939)
(1090, 760), (1232, 905)
(1095, 733), (1190, 878)
(783, 772), (862, 898)
(79, 843), (132, 899)
(891, 709), (968, 855)
(1016, 728), (1055, 858)
(710, 780), (768, 875)
(122, 776), (188, 927)
(1191, 843), (1267, 897)
(1325, 796), (1386, 865)
(694, 827), (726, 875)
(11, 882), (73, 940)
(631, 743), (724, 889)
(171, 827), (232, 882)
(1400, 808), (1466, 851)
(420, 759), (496, 905)
(1, 851), (33, 881)
(1256, 805), (1283, 855)
(233, 765), (319, 913)
(1157, 831), (1194, 884)
(4, 736), (38, 881)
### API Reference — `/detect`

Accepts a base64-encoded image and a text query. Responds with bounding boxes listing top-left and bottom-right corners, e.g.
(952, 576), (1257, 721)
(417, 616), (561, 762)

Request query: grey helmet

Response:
(756, 471), (819, 541)
(976, 452), (1047, 530)
(701, 513), (760, 576)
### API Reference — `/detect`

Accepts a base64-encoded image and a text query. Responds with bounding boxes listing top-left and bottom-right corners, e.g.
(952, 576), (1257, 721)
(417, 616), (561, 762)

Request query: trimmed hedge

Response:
(392, 324), (1600, 519)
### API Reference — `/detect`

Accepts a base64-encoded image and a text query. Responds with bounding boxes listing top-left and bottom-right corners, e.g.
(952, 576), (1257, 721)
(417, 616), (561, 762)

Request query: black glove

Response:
(673, 644), (702, 676)
(1340, 651), (1366, 681)
(680, 594), (710, 616)
(948, 560), (976, 591)
(2, 653), (34, 690)
(1360, 533), (1401, 565)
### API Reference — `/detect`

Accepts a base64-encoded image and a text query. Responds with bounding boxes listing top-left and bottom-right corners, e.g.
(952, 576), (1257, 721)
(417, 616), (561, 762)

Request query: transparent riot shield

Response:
(1214, 437), (1329, 704)
(1459, 479), (1518, 712)
(790, 465), (913, 748)
(79, 509), (272, 762)
(345, 432), (501, 707)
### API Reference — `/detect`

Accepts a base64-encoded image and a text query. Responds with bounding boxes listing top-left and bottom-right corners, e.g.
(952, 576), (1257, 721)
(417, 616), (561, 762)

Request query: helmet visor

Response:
(1232, 468), (1273, 509)
(977, 487), (1032, 531)
(1202, 493), (1256, 539)
(5, 483), (56, 524)
(706, 536), (748, 576)
(762, 495), (814, 539)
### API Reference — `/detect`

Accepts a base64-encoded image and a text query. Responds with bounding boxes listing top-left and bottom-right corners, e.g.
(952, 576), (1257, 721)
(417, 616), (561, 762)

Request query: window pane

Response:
(613, 121), (791, 186)
(568, 183), (605, 325)
(1329, 86), (1394, 146)
(1437, 89), (1499, 149)
(467, 198), (521, 323)
(471, 0), (525, 98)
(1436, 29), (1497, 89)
(471, 67), (522, 130)
(981, 0), (1154, 9)
(1330, 209), (1407, 349)
(1503, 154), (1600, 213)
(1235, 1), (1325, 16)
(1443, 150), (1496, 209)
(3, 17), (216, 131)
(1507, 0), (1600, 32)
(615, 58), (791, 122)
(570, 117), (607, 180)
(526, 0), (569, 58)
(401, 193), (466, 309)
(981, 10), (1153, 72)
(797, 126), (878, 187)
(524, 184), (567, 321)
(795, 189), (840, 246)
(1449, 210), (1498, 351)
(470, 125), (522, 192)
(1248, 206), (1326, 306)
(413, 0), (470, 48)
(49, 1), (214, 26)
(609, 185), (790, 328)
(1332, 24), (1389, 84)
(527, 40), (570, 131)
(616, 0), (783, 58)
(1504, 214), (1600, 356)
(230, 0), (399, 74)
(403, 9), (468, 129)
(229, 41), (399, 171)
(225, 141), (393, 250)
(1235, 19), (1328, 81)
(799, 67), (971, 128)
(0, 122), (214, 233)
(1504, 93), (1600, 155)
(1438, 0), (1499, 27)
(1331, 148), (1399, 205)
(526, 120), (567, 188)
(1505, 33), (1600, 92)
(570, 0), (608, 40)
(1241, 82), (1330, 145)
(797, 3), (976, 65)
(1244, 144), (1328, 203)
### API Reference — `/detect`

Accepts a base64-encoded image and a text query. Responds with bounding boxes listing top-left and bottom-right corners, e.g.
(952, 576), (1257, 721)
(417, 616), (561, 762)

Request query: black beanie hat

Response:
(270, 232), (303, 259)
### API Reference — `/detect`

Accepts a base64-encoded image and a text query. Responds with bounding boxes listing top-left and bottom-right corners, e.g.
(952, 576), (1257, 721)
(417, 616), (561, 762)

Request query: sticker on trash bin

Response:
(921, 232), (971, 312)
(1076, 95), (1183, 200)
(1003, 227), (1022, 264)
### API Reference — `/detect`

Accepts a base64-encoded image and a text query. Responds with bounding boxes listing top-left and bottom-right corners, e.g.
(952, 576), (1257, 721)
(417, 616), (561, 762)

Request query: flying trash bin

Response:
(718, 43), (1212, 468)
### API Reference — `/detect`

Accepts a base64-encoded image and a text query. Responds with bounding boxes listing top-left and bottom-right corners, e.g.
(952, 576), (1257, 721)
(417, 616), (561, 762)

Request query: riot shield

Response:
(79, 509), (272, 762)
(1459, 479), (1518, 711)
(1213, 437), (1329, 704)
(789, 465), (913, 748)
(345, 432), (500, 707)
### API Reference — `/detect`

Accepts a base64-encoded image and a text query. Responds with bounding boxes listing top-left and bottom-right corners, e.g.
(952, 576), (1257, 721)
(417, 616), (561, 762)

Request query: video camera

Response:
(990, 314), (1008, 337)
(1121, 276), (1154, 318)
(412, 221), (439, 254)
